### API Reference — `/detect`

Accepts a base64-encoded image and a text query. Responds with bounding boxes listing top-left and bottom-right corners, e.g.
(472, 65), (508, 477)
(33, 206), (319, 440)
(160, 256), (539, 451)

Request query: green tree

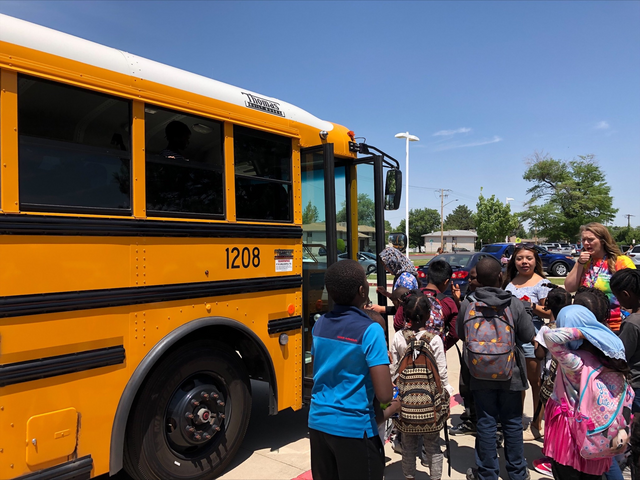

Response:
(610, 226), (640, 245)
(520, 152), (617, 241)
(336, 193), (376, 227)
(384, 219), (393, 244)
(397, 208), (441, 251)
(444, 204), (476, 231)
(475, 191), (519, 245)
(302, 201), (319, 224)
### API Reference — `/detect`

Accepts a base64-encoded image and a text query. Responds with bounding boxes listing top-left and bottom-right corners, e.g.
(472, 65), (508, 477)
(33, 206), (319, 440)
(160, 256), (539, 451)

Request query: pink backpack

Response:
(572, 363), (634, 459)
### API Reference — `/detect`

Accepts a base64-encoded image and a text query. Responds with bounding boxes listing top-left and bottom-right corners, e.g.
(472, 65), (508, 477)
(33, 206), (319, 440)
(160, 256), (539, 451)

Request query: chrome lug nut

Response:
(185, 412), (194, 419)
(201, 391), (210, 400)
(212, 393), (219, 399)
(191, 399), (200, 406)
(214, 425), (221, 432)
(219, 414), (225, 420)
(203, 433), (211, 440)
(185, 426), (195, 432)
(193, 433), (202, 441)
(217, 400), (225, 407)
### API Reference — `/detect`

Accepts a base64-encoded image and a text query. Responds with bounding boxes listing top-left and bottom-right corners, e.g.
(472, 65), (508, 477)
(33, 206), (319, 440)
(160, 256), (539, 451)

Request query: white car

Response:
(627, 245), (640, 267)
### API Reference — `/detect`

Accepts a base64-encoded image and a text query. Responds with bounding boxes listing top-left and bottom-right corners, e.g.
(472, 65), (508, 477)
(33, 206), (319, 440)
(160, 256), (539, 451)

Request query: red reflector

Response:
(452, 271), (469, 279)
(418, 271), (425, 278)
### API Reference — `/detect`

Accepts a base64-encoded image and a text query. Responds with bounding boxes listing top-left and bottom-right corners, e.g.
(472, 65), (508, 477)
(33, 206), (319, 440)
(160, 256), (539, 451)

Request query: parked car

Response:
(338, 252), (377, 275)
(570, 244), (581, 256)
(619, 245), (631, 254)
(480, 243), (575, 277)
(417, 252), (498, 296)
(541, 243), (572, 255)
(627, 245), (640, 267)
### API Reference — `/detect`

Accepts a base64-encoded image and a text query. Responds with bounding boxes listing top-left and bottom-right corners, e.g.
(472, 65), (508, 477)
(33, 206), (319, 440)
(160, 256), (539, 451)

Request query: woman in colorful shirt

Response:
(543, 305), (629, 479)
(565, 222), (636, 331)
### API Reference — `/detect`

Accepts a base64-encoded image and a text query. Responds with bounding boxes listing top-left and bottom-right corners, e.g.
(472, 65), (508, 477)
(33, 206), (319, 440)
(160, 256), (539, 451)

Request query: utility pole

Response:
(625, 214), (635, 228)
(440, 189), (452, 252)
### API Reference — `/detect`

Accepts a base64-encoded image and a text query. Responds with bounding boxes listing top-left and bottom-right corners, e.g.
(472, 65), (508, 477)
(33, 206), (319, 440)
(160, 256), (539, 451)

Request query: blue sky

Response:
(2, 1), (638, 231)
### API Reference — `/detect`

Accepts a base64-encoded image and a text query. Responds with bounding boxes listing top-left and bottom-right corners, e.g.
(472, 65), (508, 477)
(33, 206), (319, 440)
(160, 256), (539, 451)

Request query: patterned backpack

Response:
(420, 289), (446, 342)
(463, 301), (515, 381)
(394, 330), (450, 434)
(572, 363), (634, 459)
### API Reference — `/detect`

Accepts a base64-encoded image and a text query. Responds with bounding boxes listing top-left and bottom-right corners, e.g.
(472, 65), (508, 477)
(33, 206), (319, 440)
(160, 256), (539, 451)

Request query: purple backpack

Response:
(573, 364), (634, 459)
(463, 301), (515, 381)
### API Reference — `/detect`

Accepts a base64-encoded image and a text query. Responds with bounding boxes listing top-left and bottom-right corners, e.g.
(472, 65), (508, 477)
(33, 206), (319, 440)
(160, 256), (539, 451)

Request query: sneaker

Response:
(496, 430), (504, 449)
(533, 457), (553, 478)
(466, 467), (478, 480)
(391, 435), (402, 454)
(450, 422), (477, 435)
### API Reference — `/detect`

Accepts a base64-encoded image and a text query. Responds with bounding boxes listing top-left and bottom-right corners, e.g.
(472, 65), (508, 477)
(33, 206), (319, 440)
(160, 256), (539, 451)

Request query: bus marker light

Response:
(287, 304), (295, 315)
(279, 333), (289, 346)
(347, 131), (355, 140)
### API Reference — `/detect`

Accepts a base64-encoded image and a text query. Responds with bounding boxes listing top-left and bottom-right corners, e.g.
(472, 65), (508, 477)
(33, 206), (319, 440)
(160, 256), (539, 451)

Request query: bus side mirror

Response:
(385, 169), (402, 210)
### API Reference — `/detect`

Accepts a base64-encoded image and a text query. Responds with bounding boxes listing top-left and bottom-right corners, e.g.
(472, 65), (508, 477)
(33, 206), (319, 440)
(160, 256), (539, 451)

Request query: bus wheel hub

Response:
(165, 382), (226, 450)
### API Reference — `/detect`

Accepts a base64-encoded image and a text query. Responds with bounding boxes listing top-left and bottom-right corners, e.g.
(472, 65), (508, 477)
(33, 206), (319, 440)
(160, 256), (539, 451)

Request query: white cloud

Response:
(594, 121), (610, 130)
(433, 127), (472, 137)
(435, 136), (502, 151)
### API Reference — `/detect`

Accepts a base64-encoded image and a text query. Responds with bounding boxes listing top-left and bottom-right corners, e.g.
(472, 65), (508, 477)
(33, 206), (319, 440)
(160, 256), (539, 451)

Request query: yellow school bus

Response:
(0, 14), (402, 480)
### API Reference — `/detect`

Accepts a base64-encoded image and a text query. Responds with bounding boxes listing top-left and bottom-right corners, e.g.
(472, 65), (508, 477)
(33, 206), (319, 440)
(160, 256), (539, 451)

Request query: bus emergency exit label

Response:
(274, 249), (294, 272)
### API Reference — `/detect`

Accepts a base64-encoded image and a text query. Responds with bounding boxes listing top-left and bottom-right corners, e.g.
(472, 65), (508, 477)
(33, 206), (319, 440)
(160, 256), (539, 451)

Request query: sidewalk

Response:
(218, 323), (552, 480)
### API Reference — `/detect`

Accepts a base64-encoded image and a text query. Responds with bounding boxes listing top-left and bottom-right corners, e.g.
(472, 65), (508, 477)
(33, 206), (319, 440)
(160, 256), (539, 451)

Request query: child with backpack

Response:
(420, 259), (460, 350)
(531, 284), (573, 478)
(613, 269), (640, 413)
(309, 260), (393, 480)
(543, 304), (633, 479)
(390, 292), (453, 480)
(457, 257), (535, 480)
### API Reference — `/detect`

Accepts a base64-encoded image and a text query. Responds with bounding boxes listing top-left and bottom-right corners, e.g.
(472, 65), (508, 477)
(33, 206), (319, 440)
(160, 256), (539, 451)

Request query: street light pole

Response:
(505, 197), (514, 242)
(395, 132), (419, 258)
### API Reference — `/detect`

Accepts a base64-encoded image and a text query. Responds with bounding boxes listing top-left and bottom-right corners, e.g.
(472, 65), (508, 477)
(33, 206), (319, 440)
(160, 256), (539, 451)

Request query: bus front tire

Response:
(124, 340), (251, 480)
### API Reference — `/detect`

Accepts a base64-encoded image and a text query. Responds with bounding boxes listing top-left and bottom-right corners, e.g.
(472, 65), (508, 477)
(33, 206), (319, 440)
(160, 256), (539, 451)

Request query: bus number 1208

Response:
(226, 247), (261, 269)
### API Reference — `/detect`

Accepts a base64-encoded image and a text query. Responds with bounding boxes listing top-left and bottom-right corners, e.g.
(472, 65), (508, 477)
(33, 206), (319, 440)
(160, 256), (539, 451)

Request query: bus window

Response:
(234, 126), (292, 222)
(145, 106), (224, 217)
(18, 75), (132, 213)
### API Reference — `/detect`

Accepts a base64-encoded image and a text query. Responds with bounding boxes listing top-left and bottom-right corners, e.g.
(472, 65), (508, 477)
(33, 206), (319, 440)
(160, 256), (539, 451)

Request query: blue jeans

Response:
(473, 389), (527, 480)
(604, 458), (623, 480)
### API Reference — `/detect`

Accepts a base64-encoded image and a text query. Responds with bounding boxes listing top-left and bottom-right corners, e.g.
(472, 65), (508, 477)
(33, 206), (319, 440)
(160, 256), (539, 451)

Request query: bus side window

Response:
(234, 126), (292, 222)
(144, 106), (224, 217)
(18, 74), (132, 214)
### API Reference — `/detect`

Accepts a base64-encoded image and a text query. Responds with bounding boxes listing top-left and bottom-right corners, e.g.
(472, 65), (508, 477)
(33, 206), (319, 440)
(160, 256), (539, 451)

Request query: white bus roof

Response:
(0, 13), (333, 132)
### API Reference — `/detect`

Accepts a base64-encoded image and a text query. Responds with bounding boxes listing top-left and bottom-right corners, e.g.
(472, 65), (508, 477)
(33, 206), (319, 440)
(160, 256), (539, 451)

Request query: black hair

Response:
(365, 309), (386, 330)
(391, 286), (411, 304)
(574, 287), (610, 325)
(324, 259), (366, 305)
(503, 245), (545, 288)
(476, 257), (502, 287)
(426, 260), (453, 286)
(611, 269), (640, 298)
(541, 283), (573, 320)
(165, 120), (191, 139)
(402, 292), (430, 333)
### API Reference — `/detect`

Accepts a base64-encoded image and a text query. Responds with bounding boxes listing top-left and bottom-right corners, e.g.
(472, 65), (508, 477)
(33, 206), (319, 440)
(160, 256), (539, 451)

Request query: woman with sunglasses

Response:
(503, 244), (551, 440)
(565, 222), (636, 332)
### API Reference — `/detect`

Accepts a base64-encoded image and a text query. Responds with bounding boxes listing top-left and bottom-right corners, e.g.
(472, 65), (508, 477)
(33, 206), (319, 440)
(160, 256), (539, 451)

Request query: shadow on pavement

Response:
(221, 380), (310, 473)
(101, 380), (310, 480)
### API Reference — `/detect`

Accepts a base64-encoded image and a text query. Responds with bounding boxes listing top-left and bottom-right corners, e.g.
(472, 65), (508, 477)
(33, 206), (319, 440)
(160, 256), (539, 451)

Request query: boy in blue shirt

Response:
(309, 259), (393, 480)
